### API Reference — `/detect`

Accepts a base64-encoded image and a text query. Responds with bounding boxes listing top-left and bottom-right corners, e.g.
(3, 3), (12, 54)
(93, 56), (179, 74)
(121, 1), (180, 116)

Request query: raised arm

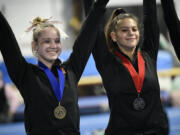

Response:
(141, 0), (159, 60)
(65, 0), (109, 82)
(92, 29), (112, 74)
(82, 0), (111, 73)
(0, 12), (27, 87)
(161, 0), (180, 60)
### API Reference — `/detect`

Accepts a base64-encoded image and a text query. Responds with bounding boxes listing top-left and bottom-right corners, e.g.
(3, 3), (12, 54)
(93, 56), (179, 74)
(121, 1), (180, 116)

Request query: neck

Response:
(38, 58), (54, 69)
(118, 46), (136, 61)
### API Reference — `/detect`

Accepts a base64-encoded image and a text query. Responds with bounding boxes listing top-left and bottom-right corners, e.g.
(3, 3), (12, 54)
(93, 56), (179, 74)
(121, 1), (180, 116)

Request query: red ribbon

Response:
(115, 51), (145, 94)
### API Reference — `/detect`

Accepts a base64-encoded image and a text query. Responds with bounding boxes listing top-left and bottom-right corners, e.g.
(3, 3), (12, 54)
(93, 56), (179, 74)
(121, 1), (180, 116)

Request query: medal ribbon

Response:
(115, 51), (145, 94)
(38, 61), (65, 102)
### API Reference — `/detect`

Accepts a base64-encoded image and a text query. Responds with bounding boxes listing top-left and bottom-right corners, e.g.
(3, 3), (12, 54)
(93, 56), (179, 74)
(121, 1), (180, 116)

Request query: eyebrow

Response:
(119, 25), (138, 28)
(41, 37), (60, 40)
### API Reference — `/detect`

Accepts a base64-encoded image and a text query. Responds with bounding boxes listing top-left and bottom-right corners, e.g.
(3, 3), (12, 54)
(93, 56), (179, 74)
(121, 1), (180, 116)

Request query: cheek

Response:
(57, 44), (62, 53)
(58, 44), (62, 50)
(136, 33), (140, 42)
(136, 30), (140, 37)
(37, 45), (47, 54)
(38, 44), (45, 50)
(117, 34), (126, 42)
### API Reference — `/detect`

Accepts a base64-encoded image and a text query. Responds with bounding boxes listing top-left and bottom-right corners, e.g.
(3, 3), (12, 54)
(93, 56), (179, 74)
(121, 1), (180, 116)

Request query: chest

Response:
(21, 69), (78, 107)
(102, 55), (159, 95)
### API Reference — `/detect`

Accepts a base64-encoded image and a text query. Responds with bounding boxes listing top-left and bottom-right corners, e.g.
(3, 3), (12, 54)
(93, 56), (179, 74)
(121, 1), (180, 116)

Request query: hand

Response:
(94, 0), (109, 9)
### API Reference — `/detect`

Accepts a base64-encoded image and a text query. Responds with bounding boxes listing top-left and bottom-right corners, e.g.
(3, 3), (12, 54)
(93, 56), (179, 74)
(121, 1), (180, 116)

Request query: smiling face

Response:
(32, 27), (62, 68)
(110, 18), (140, 52)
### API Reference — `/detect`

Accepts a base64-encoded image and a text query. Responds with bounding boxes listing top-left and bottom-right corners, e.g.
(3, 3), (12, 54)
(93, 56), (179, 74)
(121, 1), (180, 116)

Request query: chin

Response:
(51, 58), (58, 61)
(46, 57), (58, 63)
(129, 43), (137, 48)
(127, 45), (136, 49)
(49, 55), (58, 60)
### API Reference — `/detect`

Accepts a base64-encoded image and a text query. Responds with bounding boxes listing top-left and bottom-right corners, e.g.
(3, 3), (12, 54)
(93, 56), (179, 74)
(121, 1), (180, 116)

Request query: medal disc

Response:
(54, 105), (66, 119)
(133, 97), (146, 111)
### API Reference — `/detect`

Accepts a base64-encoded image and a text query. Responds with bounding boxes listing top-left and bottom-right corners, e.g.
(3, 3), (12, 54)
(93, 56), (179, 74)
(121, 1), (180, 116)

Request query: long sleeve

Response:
(161, 0), (180, 60)
(65, 0), (108, 83)
(83, 0), (111, 74)
(82, 0), (94, 16)
(0, 12), (28, 88)
(141, 0), (159, 61)
(92, 30), (112, 73)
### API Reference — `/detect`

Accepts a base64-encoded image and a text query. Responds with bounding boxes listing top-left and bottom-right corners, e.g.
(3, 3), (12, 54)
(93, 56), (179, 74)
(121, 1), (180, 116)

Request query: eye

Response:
(55, 38), (60, 44)
(44, 39), (51, 44)
(132, 28), (138, 32)
(121, 29), (128, 32)
(132, 26), (138, 32)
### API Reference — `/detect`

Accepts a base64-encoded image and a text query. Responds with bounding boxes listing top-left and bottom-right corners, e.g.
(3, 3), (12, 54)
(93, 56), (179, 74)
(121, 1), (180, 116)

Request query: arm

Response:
(83, 0), (111, 73)
(92, 30), (112, 73)
(65, 0), (109, 82)
(82, 0), (94, 17)
(0, 12), (28, 87)
(141, 0), (159, 61)
(161, 0), (180, 60)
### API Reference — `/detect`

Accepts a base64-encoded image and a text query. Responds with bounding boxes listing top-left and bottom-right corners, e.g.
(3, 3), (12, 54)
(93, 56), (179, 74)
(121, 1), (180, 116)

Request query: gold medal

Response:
(54, 102), (66, 119)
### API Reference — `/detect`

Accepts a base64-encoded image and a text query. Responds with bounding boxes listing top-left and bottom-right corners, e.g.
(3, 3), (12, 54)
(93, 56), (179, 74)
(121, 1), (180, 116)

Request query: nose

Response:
(128, 29), (134, 35)
(50, 41), (58, 48)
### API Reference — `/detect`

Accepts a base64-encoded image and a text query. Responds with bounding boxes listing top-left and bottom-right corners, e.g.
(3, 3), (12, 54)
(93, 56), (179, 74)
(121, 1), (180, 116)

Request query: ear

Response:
(31, 41), (38, 52)
(110, 31), (117, 42)
(31, 41), (37, 48)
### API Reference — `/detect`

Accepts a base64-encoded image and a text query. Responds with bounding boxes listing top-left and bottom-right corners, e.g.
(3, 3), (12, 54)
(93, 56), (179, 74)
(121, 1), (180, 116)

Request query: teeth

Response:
(48, 52), (56, 54)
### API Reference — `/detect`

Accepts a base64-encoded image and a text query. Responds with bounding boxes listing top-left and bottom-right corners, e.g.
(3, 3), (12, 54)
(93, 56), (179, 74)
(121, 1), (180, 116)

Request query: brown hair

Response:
(105, 8), (139, 54)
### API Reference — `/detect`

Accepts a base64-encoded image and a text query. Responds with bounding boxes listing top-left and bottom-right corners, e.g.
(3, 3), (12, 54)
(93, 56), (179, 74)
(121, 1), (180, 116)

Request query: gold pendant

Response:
(54, 102), (66, 119)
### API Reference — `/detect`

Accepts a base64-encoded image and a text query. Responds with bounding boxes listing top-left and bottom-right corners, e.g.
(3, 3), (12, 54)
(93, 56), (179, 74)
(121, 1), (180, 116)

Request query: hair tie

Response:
(114, 8), (126, 17)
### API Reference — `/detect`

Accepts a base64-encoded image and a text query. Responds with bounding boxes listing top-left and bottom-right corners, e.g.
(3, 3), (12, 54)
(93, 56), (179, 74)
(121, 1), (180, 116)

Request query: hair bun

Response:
(32, 17), (49, 25)
(114, 8), (126, 17)
(25, 17), (50, 32)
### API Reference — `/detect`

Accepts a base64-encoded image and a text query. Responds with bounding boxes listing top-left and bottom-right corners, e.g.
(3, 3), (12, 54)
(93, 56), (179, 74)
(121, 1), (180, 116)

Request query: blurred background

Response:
(1, 0), (180, 135)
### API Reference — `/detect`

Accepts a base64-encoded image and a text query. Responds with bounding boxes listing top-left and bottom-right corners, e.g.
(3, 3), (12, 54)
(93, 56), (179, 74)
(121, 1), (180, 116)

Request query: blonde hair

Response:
(27, 17), (60, 56)
(105, 9), (139, 54)
(27, 17), (60, 42)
